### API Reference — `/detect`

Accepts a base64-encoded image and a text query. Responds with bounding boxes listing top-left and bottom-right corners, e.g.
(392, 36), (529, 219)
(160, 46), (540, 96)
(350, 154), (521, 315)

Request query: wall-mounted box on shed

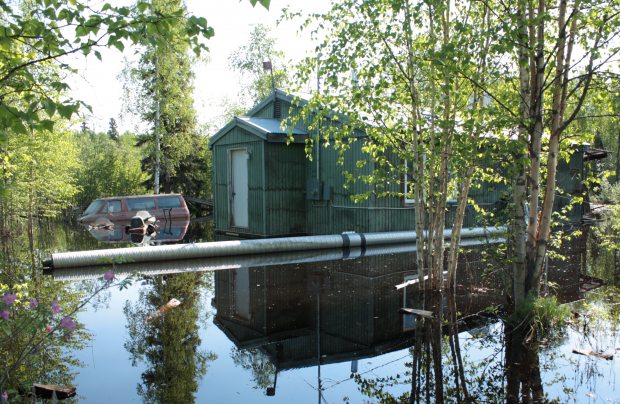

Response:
(306, 179), (323, 201)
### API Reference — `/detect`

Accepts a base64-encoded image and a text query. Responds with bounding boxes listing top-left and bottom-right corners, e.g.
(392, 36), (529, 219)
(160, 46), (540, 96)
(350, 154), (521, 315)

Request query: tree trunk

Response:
(447, 166), (474, 289)
(430, 291), (444, 402)
(513, 0), (532, 307)
(524, 0), (546, 270)
(616, 129), (620, 183)
(404, 1), (427, 286)
(528, 0), (569, 296)
(447, 291), (469, 401)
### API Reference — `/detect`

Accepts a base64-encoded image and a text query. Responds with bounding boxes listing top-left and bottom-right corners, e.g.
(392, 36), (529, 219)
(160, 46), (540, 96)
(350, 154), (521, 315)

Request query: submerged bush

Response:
(509, 295), (571, 341)
(531, 295), (571, 334)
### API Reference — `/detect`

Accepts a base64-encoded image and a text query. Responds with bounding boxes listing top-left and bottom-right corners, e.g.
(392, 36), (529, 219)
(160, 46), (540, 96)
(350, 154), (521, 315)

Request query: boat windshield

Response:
(83, 200), (104, 215)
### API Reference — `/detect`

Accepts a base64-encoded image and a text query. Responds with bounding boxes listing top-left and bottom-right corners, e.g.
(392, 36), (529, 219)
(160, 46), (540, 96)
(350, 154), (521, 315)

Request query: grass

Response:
(509, 294), (572, 341)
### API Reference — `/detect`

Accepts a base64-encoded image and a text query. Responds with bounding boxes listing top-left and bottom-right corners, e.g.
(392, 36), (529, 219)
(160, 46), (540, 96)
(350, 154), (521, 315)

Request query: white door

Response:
(233, 267), (250, 320)
(230, 149), (249, 228)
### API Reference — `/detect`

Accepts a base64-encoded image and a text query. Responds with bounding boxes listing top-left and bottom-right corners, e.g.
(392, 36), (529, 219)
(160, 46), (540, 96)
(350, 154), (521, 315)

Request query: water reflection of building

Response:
(213, 234), (594, 375)
(214, 251), (488, 372)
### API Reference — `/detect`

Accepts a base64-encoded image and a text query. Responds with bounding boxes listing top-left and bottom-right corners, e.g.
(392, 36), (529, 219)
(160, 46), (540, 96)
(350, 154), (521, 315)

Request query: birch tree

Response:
(229, 24), (288, 107)
(290, 0), (620, 303)
(509, 0), (620, 305)
(289, 0), (503, 289)
(131, 0), (203, 195)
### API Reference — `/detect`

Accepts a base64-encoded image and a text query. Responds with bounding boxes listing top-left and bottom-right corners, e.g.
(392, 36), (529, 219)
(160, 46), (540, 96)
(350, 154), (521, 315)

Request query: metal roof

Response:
(237, 116), (307, 136)
(209, 88), (361, 149)
(584, 147), (609, 161)
(210, 114), (308, 148)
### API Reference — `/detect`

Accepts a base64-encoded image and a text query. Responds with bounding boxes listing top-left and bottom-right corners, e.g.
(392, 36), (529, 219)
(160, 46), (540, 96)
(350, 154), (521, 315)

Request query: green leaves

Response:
(57, 103), (78, 119)
(0, 0), (224, 135)
(249, 0), (271, 9)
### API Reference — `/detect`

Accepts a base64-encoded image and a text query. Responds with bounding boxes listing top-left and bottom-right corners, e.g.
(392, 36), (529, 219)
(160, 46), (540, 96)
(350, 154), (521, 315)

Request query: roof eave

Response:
(210, 117), (269, 149)
(235, 117), (269, 140)
(266, 133), (308, 144)
(209, 119), (237, 149)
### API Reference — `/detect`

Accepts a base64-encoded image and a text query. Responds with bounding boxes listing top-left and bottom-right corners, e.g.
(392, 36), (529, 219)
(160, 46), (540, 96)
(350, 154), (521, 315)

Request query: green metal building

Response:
(209, 90), (596, 238)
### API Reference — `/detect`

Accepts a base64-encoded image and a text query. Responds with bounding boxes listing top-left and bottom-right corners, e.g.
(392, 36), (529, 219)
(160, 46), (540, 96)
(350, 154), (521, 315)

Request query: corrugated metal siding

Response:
(555, 148), (585, 221)
(211, 126), (257, 147)
(264, 143), (307, 235)
(212, 127), (265, 235)
(214, 94), (588, 236)
(265, 267), (312, 333)
(307, 139), (376, 234)
(253, 103), (273, 119)
(321, 271), (374, 340)
(255, 97), (423, 235)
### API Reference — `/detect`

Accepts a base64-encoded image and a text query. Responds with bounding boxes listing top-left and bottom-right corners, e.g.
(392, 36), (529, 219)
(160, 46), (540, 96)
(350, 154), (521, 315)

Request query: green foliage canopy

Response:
(0, 0), (215, 136)
(127, 0), (209, 196)
(228, 24), (289, 107)
(73, 129), (148, 209)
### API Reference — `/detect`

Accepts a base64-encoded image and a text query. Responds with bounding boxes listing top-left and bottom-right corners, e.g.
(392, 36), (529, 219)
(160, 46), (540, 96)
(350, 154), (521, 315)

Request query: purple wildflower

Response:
(29, 298), (38, 309)
(103, 270), (115, 282)
(60, 316), (76, 331)
(0, 310), (9, 320)
(51, 301), (61, 314)
(3, 293), (16, 305)
(1, 391), (7, 401)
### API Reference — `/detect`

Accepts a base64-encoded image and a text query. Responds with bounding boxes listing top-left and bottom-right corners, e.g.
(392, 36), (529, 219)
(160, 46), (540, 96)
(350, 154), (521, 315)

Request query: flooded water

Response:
(2, 218), (620, 403)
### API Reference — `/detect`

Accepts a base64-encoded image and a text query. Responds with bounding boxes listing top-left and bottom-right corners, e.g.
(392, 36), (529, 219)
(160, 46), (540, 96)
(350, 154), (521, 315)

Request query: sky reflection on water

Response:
(57, 224), (620, 403)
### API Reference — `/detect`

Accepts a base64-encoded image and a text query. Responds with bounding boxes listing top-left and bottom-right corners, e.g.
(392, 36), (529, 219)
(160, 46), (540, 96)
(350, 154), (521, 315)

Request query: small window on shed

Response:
(127, 198), (156, 211)
(158, 196), (183, 208)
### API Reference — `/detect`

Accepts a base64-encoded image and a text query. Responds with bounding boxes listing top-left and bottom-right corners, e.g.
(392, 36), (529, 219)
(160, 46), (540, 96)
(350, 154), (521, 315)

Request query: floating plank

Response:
(399, 308), (434, 319)
(32, 384), (76, 400)
(147, 298), (181, 321)
(572, 348), (614, 360)
(394, 271), (448, 290)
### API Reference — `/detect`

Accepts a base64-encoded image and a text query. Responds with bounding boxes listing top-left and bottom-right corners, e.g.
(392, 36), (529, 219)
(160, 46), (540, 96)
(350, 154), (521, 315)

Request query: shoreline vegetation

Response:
(1, 0), (619, 400)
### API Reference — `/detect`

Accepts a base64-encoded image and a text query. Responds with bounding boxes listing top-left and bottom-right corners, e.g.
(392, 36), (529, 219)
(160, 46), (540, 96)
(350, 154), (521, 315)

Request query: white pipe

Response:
(45, 227), (506, 269)
(49, 237), (506, 281)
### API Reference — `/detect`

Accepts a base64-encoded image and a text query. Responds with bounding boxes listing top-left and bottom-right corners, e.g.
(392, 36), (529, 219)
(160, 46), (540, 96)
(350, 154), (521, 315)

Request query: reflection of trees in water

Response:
(505, 324), (544, 403)
(230, 348), (276, 389)
(348, 228), (620, 402)
(351, 291), (560, 402)
(124, 272), (216, 403)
